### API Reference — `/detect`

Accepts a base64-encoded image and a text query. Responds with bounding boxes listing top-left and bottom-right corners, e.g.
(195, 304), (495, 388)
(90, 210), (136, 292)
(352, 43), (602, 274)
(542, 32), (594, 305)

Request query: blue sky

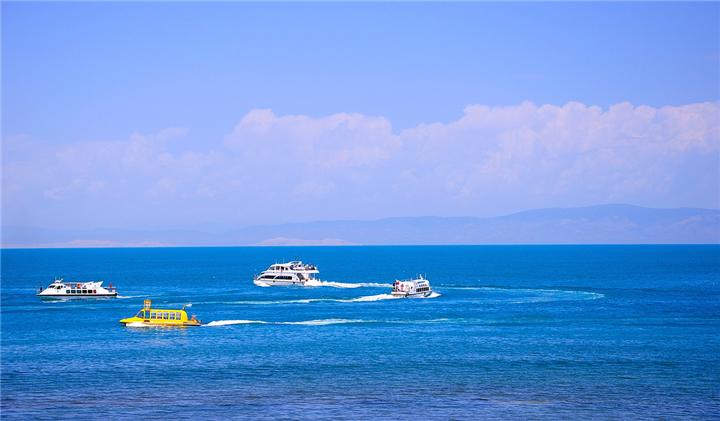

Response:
(3, 2), (719, 230)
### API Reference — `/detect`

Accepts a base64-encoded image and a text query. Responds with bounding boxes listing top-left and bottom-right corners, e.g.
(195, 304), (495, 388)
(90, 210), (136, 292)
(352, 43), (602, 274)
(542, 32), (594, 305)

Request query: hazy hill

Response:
(2, 205), (718, 248)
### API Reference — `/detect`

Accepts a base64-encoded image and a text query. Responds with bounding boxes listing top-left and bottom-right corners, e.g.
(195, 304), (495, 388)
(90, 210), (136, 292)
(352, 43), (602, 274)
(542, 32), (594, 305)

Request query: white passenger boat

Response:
(391, 275), (433, 298)
(35, 278), (118, 299)
(253, 260), (320, 286)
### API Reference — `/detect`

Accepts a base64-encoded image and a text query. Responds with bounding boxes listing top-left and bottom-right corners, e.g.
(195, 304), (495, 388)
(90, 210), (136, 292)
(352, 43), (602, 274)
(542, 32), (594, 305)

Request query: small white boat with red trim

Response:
(253, 260), (320, 286)
(391, 275), (433, 298)
(35, 278), (118, 299)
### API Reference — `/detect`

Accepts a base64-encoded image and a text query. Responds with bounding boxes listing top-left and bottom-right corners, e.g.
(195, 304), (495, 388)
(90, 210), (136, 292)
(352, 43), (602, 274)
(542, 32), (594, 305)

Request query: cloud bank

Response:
(3, 101), (718, 229)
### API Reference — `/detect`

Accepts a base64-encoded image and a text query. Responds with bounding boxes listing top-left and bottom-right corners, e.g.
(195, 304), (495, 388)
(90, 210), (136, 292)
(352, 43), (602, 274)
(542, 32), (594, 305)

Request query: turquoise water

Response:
(2, 245), (719, 420)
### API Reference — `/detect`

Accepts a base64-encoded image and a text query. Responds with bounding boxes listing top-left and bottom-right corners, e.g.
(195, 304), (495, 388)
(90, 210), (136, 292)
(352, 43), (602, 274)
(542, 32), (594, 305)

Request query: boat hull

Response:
(37, 293), (118, 300)
(391, 291), (433, 298)
(253, 278), (311, 286)
(121, 321), (201, 327)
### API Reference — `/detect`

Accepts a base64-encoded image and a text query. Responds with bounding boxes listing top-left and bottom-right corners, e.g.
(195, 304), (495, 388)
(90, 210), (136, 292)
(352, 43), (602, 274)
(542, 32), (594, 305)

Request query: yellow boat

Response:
(120, 299), (202, 327)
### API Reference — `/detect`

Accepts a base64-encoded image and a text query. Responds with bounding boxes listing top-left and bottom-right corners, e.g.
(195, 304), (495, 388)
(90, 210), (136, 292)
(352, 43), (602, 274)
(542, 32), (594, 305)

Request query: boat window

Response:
(151, 312), (156, 319)
(163, 313), (169, 319)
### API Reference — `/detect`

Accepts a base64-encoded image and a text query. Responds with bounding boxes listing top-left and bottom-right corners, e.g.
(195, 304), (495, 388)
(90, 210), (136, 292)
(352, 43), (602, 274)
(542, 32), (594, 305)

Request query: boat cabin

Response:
(120, 300), (201, 326)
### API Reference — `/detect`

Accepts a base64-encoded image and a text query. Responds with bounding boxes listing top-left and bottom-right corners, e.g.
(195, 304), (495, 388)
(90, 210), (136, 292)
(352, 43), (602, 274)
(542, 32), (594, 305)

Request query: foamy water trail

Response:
(205, 318), (368, 327)
(230, 292), (440, 306)
(205, 317), (468, 327)
(482, 287), (605, 301)
(303, 280), (393, 288)
(445, 286), (604, 301)
(338, 294), (399, 302)
(205, 320), (269, 326)
(278, 319), (367, 326)
(341, 292), (441, 302)
(125, 322), (149, 327)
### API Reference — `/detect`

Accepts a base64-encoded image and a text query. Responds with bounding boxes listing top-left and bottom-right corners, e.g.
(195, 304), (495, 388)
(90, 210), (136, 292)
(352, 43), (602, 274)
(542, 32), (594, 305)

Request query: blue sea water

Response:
(1, 245), (719, 420)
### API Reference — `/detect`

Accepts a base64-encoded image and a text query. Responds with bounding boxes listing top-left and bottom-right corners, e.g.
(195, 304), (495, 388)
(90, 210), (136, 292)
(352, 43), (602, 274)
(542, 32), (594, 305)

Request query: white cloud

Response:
(3, 102), (718, 229)
(395, 101), (719, 212)
(223, 109), (400, 171)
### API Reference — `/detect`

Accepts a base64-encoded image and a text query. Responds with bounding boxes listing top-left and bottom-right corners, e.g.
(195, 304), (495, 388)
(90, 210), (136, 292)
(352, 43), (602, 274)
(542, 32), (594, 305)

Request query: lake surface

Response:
(2, 245), (719, 420)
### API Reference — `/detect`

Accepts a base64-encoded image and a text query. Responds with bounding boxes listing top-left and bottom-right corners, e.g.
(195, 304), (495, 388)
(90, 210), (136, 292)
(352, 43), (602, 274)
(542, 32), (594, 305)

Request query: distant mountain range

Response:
(2, 205), (718, 248)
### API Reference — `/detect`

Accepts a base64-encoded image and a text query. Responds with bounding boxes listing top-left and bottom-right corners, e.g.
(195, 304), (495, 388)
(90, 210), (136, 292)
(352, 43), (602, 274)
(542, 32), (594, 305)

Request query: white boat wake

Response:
(303, 280), (393, 289)
(205, 318), (368, 327)
(337, 293), (400, 302)
(278, 318), (367, 326)
(205, 319), (270, 326)
(231, 291), (440, 306)
(254, 279), (392, 288)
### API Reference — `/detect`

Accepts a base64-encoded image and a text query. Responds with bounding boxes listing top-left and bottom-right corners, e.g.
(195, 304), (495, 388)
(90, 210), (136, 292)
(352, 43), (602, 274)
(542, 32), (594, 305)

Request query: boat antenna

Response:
(182, 302), (192, 310)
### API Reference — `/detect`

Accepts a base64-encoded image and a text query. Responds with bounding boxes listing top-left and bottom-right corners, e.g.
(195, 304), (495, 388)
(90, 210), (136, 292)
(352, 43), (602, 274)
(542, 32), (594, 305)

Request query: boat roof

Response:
(140, 308), (187, 313)
(396, 276), (429, 283)
(269, 261), (317, 268)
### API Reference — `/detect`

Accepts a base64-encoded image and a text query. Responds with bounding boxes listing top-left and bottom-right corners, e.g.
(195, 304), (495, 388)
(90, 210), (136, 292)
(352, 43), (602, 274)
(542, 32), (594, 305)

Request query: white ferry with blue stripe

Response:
(391, 275), (433, 298)
(36, 278), (118, 299)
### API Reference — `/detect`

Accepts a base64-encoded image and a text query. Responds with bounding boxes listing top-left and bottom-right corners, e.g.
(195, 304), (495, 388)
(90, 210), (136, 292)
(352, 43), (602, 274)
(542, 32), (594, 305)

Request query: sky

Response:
(2, 2), (719, 231)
